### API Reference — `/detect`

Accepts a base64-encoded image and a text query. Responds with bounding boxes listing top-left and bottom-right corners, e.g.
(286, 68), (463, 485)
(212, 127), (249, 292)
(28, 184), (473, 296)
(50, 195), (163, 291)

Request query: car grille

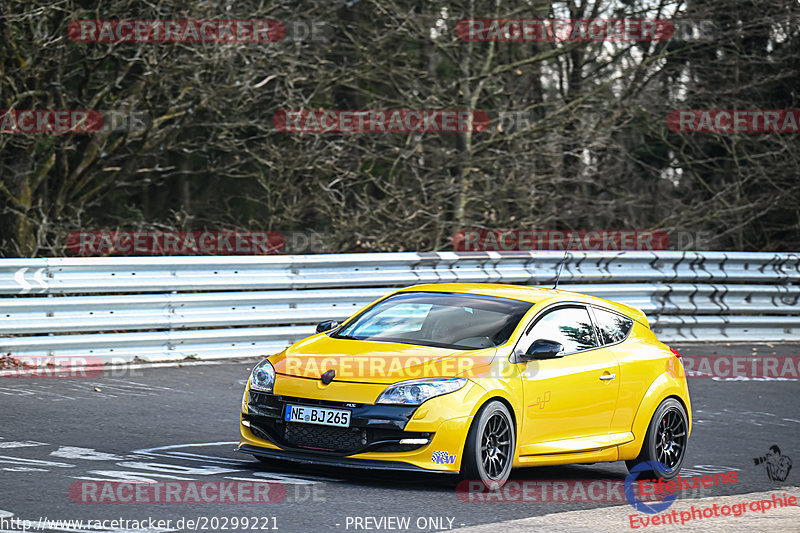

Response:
(245, 392), (430, 455)
(284, 423), (366, 452)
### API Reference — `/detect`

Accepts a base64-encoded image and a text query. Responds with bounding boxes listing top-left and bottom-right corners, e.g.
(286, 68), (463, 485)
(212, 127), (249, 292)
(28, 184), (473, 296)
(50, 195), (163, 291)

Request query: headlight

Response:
(250, 360), (276, 393)
(376, 377), (467, 405)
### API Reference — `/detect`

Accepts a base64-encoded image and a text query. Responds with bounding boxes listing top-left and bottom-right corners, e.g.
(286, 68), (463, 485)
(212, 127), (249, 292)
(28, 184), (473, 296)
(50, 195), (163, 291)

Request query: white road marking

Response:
(2, 467), (49, 472)
(680, 464), (741, 477)
(0, 455), (75, 468)
(131, 442), (248, 466)
(150, 450), (250, 466)
(133, 442), (343, 483)
(50, 447), (125, 461)
(251, 471), (342, 483)
(0, 441), (47, 449)
(115, 461), (239, 476)
(133, 441), (238, 455)
(0, 386), (80, 401)
(0, 379), (177, 400)
(104, 379), (175, 391)
(72, 470), (196, 482)
(223, 476), (285, 483)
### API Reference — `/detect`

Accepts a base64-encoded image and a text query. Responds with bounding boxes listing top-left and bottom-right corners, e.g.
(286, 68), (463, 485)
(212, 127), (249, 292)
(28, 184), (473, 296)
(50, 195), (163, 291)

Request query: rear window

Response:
(593, 308), (634, 344)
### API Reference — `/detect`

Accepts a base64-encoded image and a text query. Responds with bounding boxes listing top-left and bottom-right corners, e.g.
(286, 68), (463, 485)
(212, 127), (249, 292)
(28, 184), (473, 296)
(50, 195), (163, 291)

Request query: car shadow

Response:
(243, 457), (630, 491)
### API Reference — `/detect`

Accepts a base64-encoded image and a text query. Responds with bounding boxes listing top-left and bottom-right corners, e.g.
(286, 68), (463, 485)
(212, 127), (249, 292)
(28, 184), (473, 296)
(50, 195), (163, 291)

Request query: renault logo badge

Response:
(321, 369), (335, 385)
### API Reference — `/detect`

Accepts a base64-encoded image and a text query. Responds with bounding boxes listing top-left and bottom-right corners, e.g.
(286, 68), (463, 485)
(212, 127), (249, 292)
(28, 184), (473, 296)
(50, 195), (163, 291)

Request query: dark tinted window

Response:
(525, 306), (598, 354)
(593, 308), (633, 344)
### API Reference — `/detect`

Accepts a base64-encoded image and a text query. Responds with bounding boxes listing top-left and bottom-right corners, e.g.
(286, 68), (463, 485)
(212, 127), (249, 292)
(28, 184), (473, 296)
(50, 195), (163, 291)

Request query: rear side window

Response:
(593, 308), (633, 345)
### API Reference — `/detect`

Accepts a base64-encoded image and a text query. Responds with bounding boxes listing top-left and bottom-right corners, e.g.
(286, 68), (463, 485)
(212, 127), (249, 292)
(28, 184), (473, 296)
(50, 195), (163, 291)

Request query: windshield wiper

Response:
(332, 333), (361, 340)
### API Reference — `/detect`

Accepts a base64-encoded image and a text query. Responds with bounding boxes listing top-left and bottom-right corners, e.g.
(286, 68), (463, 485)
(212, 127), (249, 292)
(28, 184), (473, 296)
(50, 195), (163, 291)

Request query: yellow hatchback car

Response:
(238, 283), (691, 488)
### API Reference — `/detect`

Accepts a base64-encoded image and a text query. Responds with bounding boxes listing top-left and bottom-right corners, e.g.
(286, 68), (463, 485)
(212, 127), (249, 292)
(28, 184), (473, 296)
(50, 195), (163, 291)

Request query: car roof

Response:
(395, 283), (649, 326)
(396, 282), (556, 303)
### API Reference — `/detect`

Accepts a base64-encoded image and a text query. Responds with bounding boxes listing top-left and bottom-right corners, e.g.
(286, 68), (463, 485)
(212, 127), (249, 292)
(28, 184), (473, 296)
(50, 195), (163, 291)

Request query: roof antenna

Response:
(552, 247), (570, 290)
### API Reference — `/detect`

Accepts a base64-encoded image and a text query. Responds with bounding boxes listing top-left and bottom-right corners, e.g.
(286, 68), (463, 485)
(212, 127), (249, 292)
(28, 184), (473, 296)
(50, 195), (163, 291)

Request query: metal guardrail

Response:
(1, 252), (798, 363)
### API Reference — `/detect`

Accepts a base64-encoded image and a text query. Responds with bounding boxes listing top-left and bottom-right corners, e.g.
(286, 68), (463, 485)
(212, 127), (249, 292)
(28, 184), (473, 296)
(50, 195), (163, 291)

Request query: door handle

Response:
(599, 373), (616, 381)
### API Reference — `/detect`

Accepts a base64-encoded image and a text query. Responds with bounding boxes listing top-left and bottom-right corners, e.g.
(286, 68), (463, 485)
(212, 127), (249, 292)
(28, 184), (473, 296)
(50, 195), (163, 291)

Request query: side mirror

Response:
(316, 320), (340, 334)
(521, 339), (565, 360)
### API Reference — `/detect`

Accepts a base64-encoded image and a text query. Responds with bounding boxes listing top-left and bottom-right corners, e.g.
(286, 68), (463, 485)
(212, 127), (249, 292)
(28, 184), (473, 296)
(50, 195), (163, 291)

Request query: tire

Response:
(626, 398), (688, 480)
(461, 400), (516, 490)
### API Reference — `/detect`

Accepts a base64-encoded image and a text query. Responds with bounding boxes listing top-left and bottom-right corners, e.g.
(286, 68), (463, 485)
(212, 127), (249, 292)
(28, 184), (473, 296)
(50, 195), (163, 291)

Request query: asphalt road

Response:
(0, 343), (798, 533)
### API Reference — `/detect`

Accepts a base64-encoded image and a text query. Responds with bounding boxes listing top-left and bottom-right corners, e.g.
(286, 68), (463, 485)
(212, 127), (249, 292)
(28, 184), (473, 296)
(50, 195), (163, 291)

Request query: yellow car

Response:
(238, 283), (691, 488)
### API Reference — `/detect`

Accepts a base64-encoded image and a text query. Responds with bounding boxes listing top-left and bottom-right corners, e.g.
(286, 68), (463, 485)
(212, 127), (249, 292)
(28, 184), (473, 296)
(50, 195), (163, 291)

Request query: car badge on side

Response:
(321, 369), (335, 385)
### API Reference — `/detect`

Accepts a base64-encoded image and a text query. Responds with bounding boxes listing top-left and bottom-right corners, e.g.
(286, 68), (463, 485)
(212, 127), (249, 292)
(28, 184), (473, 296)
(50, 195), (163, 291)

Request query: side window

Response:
(525, 306), (598, 354)
(593, 308), (634, 345)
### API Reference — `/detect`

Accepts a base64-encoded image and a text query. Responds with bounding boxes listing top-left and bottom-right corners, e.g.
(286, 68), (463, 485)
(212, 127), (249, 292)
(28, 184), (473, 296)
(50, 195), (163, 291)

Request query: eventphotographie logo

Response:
(753, 445), (793, 482)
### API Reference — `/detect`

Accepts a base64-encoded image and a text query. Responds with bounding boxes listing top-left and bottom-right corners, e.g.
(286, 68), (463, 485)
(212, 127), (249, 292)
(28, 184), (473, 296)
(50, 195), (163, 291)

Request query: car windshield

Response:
(333, 291), (532, 350)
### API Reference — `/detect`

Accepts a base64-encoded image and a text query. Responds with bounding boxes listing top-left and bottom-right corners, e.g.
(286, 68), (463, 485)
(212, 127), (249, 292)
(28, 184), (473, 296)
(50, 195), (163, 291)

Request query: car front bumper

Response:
(238, 385), (478, 473)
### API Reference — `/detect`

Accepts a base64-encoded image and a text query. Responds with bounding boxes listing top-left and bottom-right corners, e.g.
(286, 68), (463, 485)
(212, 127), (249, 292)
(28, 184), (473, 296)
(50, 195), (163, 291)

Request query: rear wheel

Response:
(626, 398), (688, 480)
(461, 400), (515, 490)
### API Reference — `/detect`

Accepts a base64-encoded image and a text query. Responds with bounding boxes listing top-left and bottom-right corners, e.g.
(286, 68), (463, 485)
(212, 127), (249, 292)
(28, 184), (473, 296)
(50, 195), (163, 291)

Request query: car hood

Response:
(270, 333), (497, 385)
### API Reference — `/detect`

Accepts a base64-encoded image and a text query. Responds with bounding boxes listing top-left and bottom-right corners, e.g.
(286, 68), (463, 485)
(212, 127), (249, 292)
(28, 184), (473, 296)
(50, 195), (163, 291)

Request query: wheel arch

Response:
(458, 389), (520, 464)
(618, 373), (690, 460)
(459, 393), (518, 483)
(466, 388), (519, 433)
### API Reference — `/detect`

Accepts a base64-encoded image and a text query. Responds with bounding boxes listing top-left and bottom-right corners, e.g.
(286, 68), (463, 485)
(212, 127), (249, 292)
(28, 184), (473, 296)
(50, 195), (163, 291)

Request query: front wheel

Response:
(626, 398), (688, 480)
(461, 400), (516, 490)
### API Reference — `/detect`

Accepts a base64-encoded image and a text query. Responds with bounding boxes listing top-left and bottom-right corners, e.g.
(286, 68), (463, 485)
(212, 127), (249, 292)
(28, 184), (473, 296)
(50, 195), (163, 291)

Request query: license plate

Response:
(284, 404), (351, 427)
